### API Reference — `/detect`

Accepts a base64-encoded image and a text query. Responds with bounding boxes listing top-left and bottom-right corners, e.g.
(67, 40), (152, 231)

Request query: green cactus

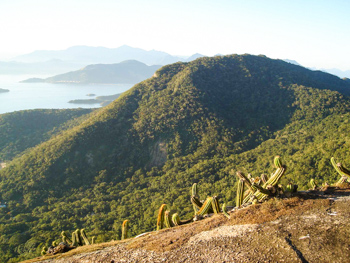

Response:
(71, 231), (78, 246)
(212, 196), (220, 214)
(74, 229), (82, 246)
(80, 229), (91, 245)
(197, 197), (214, 216)
(172, 213), (181, 226)
(52, 240), (58, 247)
(236, 178), (244, 208)
(41, 246), (47, 256)
(309, 179), (317, 190)
(164, 210), (175, 228)
(331, 157), (350, 180)
(191, 183), (202, 213)
(157, 204), (167, 231)
(274, 155), (283, 168)
(61, 231), (72, 245)
(122, 220), (129, 240)
(222, 203), (231, 219)
(91, 236), (96, 244)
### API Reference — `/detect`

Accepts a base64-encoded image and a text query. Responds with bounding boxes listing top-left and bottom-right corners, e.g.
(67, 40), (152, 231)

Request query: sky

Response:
(0, 0), (349, 70)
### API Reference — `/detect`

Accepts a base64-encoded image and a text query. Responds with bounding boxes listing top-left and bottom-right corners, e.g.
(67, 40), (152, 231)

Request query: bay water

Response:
(0, 75), (133, 114)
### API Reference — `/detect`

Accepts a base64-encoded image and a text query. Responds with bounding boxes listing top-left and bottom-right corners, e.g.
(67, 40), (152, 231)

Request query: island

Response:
(68, 93), (121, 106)
(0, 88), (9, 93)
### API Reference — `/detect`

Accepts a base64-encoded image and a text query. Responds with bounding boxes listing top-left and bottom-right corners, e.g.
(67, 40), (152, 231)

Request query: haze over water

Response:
(0, 75), (132, 114)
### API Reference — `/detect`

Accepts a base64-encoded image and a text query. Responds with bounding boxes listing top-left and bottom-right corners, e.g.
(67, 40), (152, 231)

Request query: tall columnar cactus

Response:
(157, 204), (167, 231)
(71, 231), (78, 246)
(197, 197), (214, 216)
(61, 231), (72, 244)
(74, 229), (82, 246)
(235, 156), (287, 205)
(331, 157), (350, 180)
(236, 178), (245, 208)
(164, 210), (175, 228)
(122, 220), (129, 240)
(212, 196), (220, 214)
(80, 229), (91, 245)
(222, 203), (231, 219)
(91, 236), (96, 244)
(191, 183), (203, 213)
(309, 179), (317, 190)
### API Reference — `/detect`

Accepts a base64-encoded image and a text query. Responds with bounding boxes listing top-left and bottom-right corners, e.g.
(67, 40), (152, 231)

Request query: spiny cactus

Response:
(41, 246), (47, 256)
(331, 157), (350, 180)
(52, 241), (58, 247)
(80, 229), (91, 245)
(197, 197), (214, 216)
(157, 204), (167, 231)
(236, 178), (244, 208)
(61, 231), (72, 244)
(164, 210), (175, 228)
(222, 203), (231, 219)
(235, 156), (287, 205)
(71, 231), (78, 246)
(91, 236), (96, 244)
(74, 229), (82, 246)
(122, 220), (129, 240)
(309, 179), (317, 190)
(191, 183), (202, 213)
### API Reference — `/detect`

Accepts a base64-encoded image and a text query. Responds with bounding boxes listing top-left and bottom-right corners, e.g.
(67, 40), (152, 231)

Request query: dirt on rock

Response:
(23, 190), (350, 263)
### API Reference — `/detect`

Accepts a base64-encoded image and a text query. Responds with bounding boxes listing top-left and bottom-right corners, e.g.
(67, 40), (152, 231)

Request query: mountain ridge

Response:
(1, 54), (350, 262)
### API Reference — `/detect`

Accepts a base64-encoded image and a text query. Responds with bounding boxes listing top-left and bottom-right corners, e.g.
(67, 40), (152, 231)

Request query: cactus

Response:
(41, 246), (47, 256)
(309, 179), (317, 190)
(235, 178), (244, 208)
(260, 174), (268, 184)
(61, 231), (72, 244)
(172, 213), (181, 226)
(191, 196), (203, 211)
(52, 241), (58, 247)
(222, 203), (231, 219)
(122, 220), (129, 240)
(91, 236), (96, 244)
(274, 155), (283, 168)
(191, 183), (202, 213)
(164, 210), (175, 228)
(197, 197), (214, 216)
(212, 196), (220, 214)
(157, 204), (167, 231)
(80, 229), (91, 245)
(74, 229), (82, 246)
(331, 157), (350, 180)
(71, 231), (78, 246)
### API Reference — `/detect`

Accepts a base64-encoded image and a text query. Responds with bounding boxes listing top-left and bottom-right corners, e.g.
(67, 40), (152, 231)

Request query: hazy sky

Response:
(0, 0), (349, 70)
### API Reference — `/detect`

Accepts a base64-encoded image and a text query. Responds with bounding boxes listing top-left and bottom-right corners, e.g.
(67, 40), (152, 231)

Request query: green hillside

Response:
(1, 54), (350, 262)
(0, 109), (95, 162)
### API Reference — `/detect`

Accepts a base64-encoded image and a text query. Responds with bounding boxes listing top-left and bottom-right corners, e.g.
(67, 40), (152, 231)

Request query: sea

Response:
(0, 75), (133, 114)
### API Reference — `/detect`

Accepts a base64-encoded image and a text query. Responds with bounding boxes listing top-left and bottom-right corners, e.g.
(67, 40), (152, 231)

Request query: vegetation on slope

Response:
(1, 54), (350, 262)
(0, 109), (94, 161)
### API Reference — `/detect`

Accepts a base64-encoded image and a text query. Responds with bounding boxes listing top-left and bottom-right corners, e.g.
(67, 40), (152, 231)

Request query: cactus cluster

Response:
(234, 156), (292, 207)
(331, 157), (350, 184)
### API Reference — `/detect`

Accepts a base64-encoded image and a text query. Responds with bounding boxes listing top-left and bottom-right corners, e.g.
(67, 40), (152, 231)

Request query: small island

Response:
(0, 88), (10, 93)
(68, 93), (121, 106)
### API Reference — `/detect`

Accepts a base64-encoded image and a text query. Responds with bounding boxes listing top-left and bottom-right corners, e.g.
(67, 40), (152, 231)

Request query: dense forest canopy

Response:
(1, 54), (350, 262)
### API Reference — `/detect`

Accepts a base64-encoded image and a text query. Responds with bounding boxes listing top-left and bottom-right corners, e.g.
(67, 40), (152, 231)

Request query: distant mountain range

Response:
(21, 60), (162, 84)
(1, 45), (205, 75)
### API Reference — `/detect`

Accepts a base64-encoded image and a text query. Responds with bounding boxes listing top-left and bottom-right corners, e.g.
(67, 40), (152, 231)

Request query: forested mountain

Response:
(0, 109), (94, 161)
(21, 60), (162, 84)
(1, 54), (350, 262)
